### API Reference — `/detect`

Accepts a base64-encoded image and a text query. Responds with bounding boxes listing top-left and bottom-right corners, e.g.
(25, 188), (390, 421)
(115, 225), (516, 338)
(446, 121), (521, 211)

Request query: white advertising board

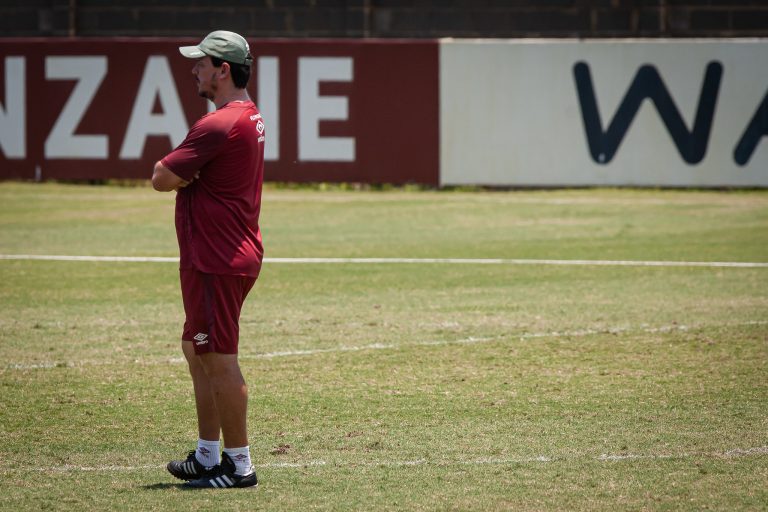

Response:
(440, 39), (768, 187)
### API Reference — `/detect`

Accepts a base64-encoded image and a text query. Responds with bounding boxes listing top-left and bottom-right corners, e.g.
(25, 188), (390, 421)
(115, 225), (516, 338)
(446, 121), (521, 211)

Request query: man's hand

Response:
(152, 162), (198, 192)
(175, 171), (201, 190)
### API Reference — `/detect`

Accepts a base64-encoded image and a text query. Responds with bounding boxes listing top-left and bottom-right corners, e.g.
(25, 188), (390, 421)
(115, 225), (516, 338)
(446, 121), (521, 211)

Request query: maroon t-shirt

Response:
(161, 100), (265, 277)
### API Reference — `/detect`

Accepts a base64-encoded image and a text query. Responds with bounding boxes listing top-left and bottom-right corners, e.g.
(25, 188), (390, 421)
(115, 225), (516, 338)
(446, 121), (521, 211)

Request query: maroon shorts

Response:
(180, 269), (256, 355)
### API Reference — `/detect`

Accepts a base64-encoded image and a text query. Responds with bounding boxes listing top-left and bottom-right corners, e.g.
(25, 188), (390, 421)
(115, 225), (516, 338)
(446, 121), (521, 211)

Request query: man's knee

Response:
(198, 352), (240, 378)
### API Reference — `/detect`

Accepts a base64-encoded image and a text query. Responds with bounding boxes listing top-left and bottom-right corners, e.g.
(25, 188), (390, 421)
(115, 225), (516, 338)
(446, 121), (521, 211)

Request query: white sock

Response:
(196, 438), (220, 468)
(223, 446), (253, 476)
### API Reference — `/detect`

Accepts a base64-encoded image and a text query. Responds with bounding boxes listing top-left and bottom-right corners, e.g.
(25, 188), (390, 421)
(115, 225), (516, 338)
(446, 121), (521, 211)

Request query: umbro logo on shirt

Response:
(194, 333), (209, 345)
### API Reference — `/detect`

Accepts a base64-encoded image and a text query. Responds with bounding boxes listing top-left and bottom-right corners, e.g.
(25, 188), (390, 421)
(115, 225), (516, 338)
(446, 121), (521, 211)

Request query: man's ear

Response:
(219, 61), (230, 80)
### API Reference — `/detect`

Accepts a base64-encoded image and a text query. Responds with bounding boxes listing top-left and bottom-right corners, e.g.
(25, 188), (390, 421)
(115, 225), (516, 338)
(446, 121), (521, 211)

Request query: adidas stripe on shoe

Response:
(185, 452), (258, 489)
(167, 450), (216, 481)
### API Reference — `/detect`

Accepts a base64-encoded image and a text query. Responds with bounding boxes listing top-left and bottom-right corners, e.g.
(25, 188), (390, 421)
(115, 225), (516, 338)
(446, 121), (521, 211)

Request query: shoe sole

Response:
(184, 483), (259, 489)
(183, 475), (259, 489)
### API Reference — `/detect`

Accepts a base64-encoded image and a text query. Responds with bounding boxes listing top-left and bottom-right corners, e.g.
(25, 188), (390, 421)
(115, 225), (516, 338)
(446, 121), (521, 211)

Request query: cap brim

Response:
(179, 45), (206, 59)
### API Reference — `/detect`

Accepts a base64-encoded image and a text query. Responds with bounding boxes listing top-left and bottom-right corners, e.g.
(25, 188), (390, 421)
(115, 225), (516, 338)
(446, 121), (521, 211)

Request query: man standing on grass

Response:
(151, 30), (265, 489)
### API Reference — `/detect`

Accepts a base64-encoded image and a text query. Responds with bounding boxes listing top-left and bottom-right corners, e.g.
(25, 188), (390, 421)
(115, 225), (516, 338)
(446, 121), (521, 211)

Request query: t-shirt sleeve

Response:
(161, 116), (227, 182)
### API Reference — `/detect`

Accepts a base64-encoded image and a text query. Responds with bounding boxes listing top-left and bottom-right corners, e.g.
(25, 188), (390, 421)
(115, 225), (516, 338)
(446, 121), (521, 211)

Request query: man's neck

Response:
(213, 88), (250, 109)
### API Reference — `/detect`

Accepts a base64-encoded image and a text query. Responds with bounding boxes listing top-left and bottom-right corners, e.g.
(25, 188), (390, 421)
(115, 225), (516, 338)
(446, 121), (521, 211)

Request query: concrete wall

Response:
(4, 1), (768, 39)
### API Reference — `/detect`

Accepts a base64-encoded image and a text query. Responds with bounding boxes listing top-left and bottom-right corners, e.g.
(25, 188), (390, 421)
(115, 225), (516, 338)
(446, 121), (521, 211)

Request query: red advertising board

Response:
(0, 38), (439, 184)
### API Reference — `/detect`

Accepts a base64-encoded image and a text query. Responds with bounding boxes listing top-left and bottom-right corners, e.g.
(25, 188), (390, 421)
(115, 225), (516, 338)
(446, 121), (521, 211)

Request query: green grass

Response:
(0, 182), (766, 511)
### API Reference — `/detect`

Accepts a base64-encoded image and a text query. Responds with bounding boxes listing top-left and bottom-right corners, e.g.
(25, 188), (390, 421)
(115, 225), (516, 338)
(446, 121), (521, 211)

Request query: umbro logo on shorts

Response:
(194, 333), (209, 345)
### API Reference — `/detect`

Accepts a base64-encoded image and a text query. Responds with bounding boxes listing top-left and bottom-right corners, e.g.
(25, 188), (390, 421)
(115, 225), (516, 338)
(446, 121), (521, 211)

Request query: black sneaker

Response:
(167, 450), (216, 481)
(185, 452), (258, 489)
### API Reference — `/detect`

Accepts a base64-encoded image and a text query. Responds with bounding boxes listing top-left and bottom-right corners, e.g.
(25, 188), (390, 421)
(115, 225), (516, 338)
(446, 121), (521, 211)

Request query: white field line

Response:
(1, 254), (767, 268)
(5, 321), (768, 371)
(265, 257), (768, 268)
(9, 446), (768, 474)
(228, 320), (768, 361)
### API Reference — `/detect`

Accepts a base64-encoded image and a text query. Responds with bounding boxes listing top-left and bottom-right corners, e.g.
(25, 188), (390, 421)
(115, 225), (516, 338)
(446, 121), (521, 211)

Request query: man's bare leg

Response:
(166, 341), (223, 480)
(197, 352), (249, 448)
(180, 350), (256, 487)
(182, 341), (221, 441)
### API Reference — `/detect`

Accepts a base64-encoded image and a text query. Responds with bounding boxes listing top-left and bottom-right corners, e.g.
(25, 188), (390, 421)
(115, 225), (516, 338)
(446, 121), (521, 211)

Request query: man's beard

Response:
(198, 76), (218, 101)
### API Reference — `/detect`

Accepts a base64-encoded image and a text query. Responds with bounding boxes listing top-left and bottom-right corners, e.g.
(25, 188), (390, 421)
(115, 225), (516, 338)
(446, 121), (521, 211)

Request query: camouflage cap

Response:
(179, 30), (252, 66)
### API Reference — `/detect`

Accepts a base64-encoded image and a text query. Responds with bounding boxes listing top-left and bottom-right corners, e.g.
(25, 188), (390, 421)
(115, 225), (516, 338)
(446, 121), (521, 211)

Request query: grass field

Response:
(0, 182), (766, 511)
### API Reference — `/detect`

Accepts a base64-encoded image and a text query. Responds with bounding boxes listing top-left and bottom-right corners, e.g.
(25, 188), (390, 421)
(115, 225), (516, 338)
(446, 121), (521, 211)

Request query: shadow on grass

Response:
(142, 482), (193, 491)
(142, 482), (260, 491)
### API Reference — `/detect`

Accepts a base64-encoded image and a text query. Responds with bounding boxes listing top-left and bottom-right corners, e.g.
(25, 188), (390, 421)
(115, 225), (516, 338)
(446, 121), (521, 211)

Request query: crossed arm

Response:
(151, 161), (198, 192)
